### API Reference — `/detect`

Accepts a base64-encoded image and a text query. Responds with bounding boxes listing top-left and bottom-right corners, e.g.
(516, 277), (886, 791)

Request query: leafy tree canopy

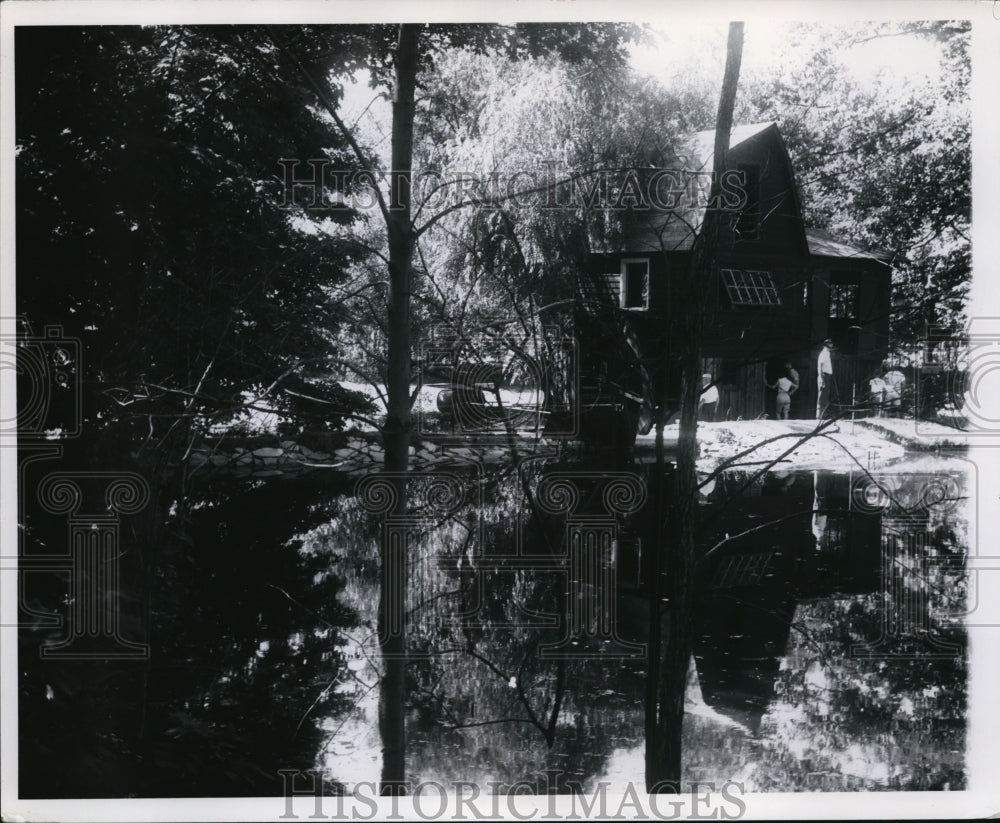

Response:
(16, 25), (376, 449)
(737, 21), (970, 353)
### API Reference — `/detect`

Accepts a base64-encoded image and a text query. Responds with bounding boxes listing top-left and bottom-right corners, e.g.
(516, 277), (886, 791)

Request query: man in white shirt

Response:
(699, 373), (719, 421)
(816, 339), (834, 418)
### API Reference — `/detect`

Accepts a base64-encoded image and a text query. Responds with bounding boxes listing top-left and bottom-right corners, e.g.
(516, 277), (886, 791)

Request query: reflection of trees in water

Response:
(324, 462), (647, 791)
(407, 656), (644, 791)
(26, 455), (967, 796)
(20, 470), (361, 797)
(320, 462), (969, 792)
(757, 596), (966, 791)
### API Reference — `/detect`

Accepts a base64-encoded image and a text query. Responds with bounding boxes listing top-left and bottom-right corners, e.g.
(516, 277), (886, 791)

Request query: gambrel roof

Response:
(618, 121), (890, 265)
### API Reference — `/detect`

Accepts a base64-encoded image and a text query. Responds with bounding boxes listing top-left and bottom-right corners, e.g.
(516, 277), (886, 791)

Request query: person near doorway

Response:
(766, 373), (796, 420)
(883, 368), (905, 416)
(816, 339), (834, 418)
(785, 362), (800, 418)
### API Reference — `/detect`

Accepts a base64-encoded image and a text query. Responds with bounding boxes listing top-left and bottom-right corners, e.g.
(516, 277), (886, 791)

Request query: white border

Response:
(2, 1), (998, 820)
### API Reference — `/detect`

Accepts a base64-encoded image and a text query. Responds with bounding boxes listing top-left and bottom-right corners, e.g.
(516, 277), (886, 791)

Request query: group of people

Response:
(695, 338), (907, 422)
(698, 361), (801, 421)
(868, 368), (906, 416)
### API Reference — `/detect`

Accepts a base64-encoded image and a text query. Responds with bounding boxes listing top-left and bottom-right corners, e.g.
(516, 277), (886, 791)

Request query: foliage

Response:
(306, 29), (641, 394)
(15, 26), (375, 455)
(392, 50), (675, 424)
(19, 475), (360, 797)
(15, 25), (383, 798)
(739, 21), (971, 353)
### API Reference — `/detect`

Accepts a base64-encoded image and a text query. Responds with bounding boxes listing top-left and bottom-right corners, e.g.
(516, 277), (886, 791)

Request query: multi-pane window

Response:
(720, 268), (781, 307)
(829, 283), (859, 318)
(621, 259), (650, 310)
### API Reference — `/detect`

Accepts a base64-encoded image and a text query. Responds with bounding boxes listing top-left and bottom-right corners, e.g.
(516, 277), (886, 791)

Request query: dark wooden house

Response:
(583, 122), (893, 422)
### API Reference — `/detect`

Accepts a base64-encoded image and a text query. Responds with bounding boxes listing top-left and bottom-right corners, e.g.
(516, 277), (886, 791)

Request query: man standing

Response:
(816, 339), (834, 418)
(699, 373), (719, 422)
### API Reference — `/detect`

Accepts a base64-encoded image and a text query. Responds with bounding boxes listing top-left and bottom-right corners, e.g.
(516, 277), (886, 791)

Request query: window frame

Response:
(828, 281), (860, 319)
(720, 268), (781, 309)
(619, 257), (651, 311)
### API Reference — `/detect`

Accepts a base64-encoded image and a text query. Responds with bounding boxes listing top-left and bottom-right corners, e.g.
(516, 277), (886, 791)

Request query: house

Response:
(580, 122), (893, 423)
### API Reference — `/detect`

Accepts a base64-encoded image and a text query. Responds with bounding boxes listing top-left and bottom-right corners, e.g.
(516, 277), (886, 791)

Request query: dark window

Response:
(734, 164), (761, 241)
(721, 268), (781, 307)
(829, 283), (859, 318)
(621, 259), (649, 310)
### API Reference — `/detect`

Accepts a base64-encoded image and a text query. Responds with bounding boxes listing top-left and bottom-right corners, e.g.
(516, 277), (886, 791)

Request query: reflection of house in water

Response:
(690, 471), (883, 732)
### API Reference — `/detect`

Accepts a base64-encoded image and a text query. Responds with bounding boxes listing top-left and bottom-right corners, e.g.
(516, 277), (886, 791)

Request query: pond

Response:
(17, 450), (969, 797)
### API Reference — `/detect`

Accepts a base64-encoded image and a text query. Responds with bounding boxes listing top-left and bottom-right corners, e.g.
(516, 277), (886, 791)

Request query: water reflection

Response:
(18, 450), (970, 796)
(612, 464), (968, 791)
(320, 459), (968, 793)
(18, 468), (363, 798)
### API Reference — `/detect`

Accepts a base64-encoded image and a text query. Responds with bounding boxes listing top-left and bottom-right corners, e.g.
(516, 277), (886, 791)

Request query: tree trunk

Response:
(646, 21), (744, 792)
(379, 23), (419, 797)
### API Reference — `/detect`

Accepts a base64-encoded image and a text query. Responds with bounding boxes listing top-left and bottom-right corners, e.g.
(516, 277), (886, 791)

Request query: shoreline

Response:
(188, 416), (966, 479)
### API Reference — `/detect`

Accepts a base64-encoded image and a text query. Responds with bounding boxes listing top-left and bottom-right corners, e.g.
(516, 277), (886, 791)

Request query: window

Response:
(720, 268), (781, 307)
(734, 164), (761, 241)
(620, 259), (649, 310)
(829, 283), (858, 318)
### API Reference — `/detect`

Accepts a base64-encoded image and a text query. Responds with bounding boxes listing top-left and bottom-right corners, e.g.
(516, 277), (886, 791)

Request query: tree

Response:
(270, 24), (638, 793)
(15, 25), (376, 467)
(404, 50), (657, 438)
(739, 21), (970, 357)
(646, 21), (744, 792)
(15, 25), (379, 797)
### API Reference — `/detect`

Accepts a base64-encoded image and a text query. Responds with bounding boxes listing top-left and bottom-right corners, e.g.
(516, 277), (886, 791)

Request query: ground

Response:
(194, 410), (968, 479)
(671, 417), (968, 473)
(673, 419), (907, 473)
(217, 381), (968, 476)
